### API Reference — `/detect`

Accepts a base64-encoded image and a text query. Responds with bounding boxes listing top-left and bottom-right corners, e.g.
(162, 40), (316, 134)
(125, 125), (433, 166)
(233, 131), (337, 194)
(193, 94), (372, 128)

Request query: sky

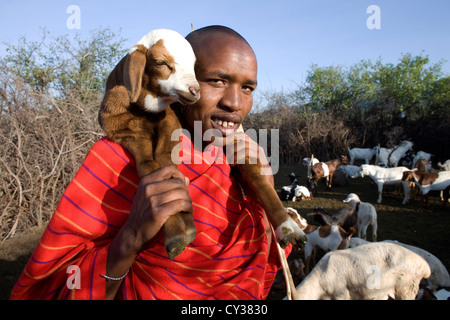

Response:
(1, 0), (449, 93)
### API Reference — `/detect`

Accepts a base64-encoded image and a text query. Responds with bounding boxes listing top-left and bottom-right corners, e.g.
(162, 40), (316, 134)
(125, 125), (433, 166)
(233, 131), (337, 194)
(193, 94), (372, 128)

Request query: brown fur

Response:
(99, 32), (307, 259)
(233, 161), (307, 249)
(303, 225), (355, 273)
(401, 170), (448, 208)
(98, 36), (200, 260)
(309, 155), (349, 193)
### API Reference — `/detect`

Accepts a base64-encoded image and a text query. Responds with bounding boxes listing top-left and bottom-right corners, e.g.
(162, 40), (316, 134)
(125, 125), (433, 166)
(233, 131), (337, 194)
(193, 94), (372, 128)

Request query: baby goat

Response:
(348, 146), (378, 165)
(99, 29), (200, 259)
(343, 193), (377, 241)
(308, 155), (349, 193)
(308, 205), (358, 234)
(402, 170), (450, 207)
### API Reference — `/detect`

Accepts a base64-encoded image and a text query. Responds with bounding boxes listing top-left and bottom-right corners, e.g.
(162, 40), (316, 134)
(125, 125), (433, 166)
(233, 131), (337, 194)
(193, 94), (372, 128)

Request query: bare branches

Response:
(0, 76), (102, 240)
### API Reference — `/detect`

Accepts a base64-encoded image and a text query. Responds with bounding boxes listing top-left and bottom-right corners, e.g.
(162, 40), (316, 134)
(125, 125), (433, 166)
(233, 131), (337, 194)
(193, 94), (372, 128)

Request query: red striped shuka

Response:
(10, 134), (291, 300)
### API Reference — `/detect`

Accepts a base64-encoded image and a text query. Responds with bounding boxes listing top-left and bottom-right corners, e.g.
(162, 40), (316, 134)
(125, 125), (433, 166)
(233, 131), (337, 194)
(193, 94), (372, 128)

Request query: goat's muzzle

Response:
(175, 83), (200, 105)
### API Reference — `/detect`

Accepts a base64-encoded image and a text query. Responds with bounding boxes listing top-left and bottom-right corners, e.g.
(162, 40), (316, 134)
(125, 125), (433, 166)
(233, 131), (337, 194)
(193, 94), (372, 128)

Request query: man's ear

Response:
(123, 44), (147, 103)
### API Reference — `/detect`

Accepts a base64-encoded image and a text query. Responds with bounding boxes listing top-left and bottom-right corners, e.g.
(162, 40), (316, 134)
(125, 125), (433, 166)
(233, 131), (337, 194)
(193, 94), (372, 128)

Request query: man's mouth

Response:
(211, 116), (241, 135)
(213, 118), (236, 128)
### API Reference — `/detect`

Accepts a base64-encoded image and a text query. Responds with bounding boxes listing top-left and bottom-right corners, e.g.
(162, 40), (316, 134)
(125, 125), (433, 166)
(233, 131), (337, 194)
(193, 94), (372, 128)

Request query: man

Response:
(10, 25), (289, 300)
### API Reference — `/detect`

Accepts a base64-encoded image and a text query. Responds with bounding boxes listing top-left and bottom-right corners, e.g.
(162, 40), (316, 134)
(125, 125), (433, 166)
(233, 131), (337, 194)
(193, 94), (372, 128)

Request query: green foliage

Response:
(251, 53), (449, 162)
(1, 27), (128, 102)
(300, 53), (446, 120)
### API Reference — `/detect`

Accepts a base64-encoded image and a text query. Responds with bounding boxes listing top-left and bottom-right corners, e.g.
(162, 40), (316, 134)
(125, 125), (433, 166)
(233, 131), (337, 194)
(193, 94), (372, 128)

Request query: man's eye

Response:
(209, 79), (225, 86)
(243, 86), (255, 93)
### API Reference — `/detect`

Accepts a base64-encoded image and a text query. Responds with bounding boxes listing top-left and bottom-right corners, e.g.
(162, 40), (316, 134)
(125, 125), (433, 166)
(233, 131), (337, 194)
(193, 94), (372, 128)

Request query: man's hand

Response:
(213, 130), (274, 181)
(124, 165), (193, 252)
(105, 165), (192, 299)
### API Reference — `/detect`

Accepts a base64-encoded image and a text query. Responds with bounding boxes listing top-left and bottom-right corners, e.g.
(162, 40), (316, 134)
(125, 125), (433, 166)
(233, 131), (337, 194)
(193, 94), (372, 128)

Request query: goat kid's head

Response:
(125, 29), (200, 112)
(339, 155), (349, 165)
(359, 164), (371, 177)
(343, 193), (360, 204)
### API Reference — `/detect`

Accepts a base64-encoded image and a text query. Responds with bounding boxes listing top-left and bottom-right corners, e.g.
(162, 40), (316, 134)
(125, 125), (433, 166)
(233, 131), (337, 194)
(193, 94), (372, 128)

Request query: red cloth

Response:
(10, 135), (290, 300)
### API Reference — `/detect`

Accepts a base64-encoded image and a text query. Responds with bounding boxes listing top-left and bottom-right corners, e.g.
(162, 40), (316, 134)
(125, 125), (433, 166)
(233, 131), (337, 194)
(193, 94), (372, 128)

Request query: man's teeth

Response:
(214, 118), (235, 128)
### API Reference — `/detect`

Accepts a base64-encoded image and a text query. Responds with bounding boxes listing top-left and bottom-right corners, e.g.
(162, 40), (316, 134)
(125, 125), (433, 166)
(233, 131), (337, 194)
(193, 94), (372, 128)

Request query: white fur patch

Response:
(130, 29), (198, 102)
(144, 94), (169, 113)
(321, 163), (330, 177)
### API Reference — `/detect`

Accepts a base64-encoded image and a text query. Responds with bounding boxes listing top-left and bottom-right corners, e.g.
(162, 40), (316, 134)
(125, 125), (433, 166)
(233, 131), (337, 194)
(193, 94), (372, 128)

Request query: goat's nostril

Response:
(189, 85), (200, 97)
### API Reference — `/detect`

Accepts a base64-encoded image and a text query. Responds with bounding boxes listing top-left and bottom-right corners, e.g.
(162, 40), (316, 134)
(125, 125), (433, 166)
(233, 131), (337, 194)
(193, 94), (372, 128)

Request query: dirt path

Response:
(0, 225), (46, 299)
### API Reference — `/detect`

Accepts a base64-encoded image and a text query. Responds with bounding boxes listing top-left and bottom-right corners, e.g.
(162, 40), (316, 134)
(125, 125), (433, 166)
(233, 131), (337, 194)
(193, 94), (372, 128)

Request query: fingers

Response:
(220, 132), (269, 166)
(125, 165), (193, 250)
(140, 164), (190, 186)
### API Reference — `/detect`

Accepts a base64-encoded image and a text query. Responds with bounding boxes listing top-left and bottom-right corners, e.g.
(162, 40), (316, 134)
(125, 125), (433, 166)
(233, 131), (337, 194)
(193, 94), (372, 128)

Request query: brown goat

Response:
(99, 29), (307, 259)
(308, 155), (349, 193)
(402, 170), (450, 208)
(307, 204), (359, 234)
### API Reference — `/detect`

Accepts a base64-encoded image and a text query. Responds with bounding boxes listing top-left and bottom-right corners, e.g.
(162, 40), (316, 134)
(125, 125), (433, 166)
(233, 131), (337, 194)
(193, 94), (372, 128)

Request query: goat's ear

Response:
(123, 45), (147, 103)
(348, 227), (357, 236)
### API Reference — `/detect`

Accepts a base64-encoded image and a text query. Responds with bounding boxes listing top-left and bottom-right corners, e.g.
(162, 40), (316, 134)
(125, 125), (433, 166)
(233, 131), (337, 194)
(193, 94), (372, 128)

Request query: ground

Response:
(267, 163), (450, 299)
(0, 163), (448, 300)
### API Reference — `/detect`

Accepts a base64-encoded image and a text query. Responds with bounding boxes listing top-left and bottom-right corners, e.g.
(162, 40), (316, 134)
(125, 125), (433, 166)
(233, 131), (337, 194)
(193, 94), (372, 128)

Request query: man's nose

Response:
(220, 84), (243, 111)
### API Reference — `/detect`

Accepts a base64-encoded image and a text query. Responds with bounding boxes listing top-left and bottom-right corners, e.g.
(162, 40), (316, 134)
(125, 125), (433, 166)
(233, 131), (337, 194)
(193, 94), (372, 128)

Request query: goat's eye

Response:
(155, 60), (165, 66)
(155, 60), (172, 70)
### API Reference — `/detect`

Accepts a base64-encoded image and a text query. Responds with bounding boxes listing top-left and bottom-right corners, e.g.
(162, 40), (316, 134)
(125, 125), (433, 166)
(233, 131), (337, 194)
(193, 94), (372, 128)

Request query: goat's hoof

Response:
(182, 215), (197, 245)
(165, 235), (188, 260)
(279, 227), (295, 249)
(275, 219), (308, 250)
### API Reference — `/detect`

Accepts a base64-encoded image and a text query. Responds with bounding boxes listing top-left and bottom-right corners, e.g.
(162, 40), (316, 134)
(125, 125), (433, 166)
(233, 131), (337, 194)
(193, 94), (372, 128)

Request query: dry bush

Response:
(245, 97), (355, 166)
(0, 75), (103, 240)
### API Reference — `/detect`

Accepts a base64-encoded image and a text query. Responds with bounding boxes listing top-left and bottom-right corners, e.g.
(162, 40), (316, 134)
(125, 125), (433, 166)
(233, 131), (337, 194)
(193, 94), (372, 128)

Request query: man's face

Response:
(182, 34), (257, 142)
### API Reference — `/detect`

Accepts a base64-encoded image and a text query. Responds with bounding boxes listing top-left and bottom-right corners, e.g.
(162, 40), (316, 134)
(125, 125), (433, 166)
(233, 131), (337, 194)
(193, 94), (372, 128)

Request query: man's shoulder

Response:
(87, 137), (137, 169)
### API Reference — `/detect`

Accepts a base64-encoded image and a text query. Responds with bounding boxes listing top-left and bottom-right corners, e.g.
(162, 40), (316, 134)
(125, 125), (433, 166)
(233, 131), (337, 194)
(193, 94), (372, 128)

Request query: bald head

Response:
(186, 25), (254, 56)
(179, 25), (258, 142)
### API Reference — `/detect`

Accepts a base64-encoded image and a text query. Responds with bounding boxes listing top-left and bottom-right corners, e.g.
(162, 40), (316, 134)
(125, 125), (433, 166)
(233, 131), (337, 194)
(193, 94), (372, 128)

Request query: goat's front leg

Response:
(155, 114), (196, 259)
(237, 163), (307, 250)
(377, 183), (383, 204)
(401, 181), (410, 205)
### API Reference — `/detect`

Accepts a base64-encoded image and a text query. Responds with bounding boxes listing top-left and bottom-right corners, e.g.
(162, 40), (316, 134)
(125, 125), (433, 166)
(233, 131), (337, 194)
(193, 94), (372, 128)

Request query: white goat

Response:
(343, 193), (377, 241)
(376, 140), (414, 167)
(359, 164), (411, 204)
(350, 238), (450, 292)
(292, 242), (431, 300)
(291, 185), (312, 202)
(438, 159), (450, 171)
(337, 165), (363, 179)
(348, 146), (378, 165)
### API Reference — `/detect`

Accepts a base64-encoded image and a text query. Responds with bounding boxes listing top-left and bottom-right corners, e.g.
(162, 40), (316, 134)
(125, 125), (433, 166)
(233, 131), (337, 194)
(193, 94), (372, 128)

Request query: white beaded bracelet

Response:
(100, 269), (129, 281)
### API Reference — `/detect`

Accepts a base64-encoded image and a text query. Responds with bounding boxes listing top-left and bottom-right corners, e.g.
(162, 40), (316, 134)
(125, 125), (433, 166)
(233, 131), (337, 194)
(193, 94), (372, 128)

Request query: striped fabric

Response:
(10, 135), (290, 300)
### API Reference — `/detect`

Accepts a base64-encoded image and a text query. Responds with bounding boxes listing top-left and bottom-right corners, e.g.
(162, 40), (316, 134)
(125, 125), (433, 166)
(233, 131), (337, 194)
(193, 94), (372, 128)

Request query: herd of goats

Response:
(274, 140), (450, 300)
